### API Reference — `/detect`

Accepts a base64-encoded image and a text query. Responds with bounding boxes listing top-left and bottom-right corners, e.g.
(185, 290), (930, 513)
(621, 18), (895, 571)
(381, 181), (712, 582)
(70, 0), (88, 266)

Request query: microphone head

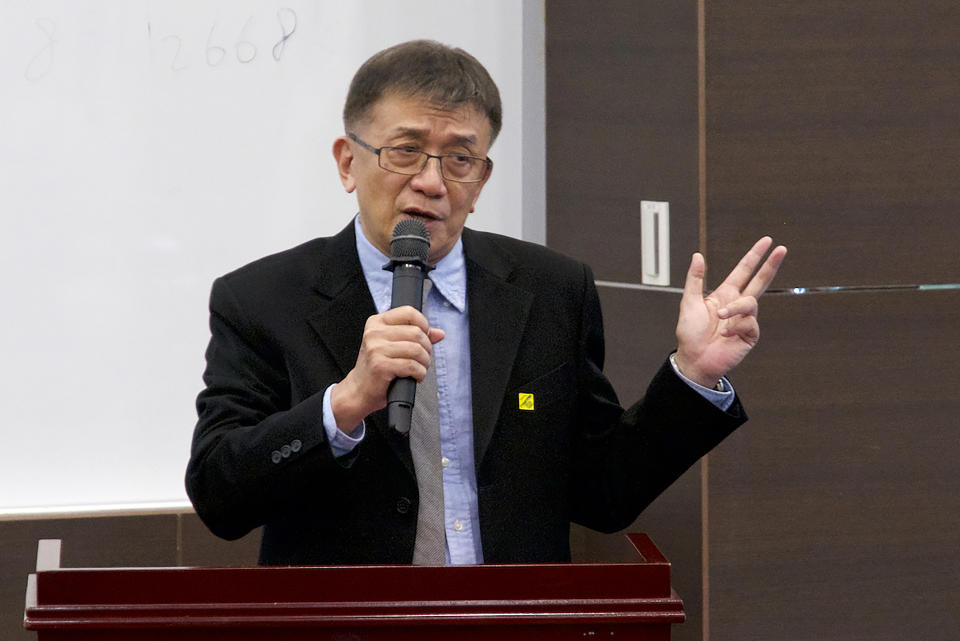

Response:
(390, 218), (431, 262)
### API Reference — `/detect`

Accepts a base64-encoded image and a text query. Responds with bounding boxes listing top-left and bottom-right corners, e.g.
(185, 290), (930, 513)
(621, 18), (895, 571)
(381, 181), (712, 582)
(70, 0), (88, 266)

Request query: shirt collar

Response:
(354, 216), (467, 313)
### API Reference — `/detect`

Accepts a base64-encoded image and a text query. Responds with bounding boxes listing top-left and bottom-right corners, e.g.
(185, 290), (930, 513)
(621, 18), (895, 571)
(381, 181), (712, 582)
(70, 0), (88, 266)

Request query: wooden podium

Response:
(24, 533), (684, 640)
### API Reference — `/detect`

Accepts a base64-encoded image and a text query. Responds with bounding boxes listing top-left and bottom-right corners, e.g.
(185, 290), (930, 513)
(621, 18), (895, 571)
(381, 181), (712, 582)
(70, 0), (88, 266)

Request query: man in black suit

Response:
(185, 40), (786, 565)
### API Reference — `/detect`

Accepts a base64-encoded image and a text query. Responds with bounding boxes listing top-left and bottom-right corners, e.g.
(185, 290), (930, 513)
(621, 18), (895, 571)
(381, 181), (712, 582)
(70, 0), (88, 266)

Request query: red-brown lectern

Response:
(24, 533), (684, 640)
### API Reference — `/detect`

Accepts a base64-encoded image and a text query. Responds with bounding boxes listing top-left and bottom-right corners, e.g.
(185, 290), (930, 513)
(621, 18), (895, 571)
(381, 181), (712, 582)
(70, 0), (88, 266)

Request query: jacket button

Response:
(290, 439), (302, 452)
(270, 450), (282, 464)
(396, 497), (412, 514)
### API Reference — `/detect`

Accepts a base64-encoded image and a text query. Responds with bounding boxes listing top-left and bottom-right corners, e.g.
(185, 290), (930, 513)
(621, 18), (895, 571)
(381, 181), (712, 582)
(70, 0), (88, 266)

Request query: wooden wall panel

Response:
(705, 0), (960, 288)
(547, 0), (700, 285)
(0, 514), (178, 641)
(549, 2), (960, 640)
(707, 289), (960, 640)
(0, 512), (262, 641)
(179, 513), (261, 567)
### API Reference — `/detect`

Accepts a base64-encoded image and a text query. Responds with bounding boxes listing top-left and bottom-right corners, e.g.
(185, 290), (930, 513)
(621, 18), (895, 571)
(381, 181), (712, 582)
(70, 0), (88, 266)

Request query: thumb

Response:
(681, 252), (706, 305)
(428, 327), (446, 344)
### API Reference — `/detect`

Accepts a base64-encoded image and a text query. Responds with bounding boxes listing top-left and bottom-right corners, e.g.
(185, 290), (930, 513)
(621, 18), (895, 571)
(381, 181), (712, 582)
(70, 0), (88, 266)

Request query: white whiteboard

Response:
(0, 0), (542, 515)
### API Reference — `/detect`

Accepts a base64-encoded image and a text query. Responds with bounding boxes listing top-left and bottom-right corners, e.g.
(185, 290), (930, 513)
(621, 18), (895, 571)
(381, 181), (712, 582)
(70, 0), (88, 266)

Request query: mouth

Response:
(401, 207), (441, 222)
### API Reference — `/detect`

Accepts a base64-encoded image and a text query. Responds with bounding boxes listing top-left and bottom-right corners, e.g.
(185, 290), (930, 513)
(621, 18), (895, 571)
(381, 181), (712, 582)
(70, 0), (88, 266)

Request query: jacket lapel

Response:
(306, 223), (376, 378)
(462, 229), (533, 467)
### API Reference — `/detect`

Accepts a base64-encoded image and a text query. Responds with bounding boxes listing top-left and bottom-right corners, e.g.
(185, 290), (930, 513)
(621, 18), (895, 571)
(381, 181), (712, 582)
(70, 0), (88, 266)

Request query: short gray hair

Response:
(343, 40), (502, 144)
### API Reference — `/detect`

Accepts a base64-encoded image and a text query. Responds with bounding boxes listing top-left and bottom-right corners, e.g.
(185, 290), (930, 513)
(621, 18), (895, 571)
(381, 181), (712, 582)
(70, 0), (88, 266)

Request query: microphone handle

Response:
(386, 263), (426, 433)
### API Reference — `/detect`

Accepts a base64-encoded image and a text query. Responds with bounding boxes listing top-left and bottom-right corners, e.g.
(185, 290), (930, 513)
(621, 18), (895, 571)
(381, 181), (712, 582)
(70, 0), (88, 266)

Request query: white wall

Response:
(0, 0), (543, 514)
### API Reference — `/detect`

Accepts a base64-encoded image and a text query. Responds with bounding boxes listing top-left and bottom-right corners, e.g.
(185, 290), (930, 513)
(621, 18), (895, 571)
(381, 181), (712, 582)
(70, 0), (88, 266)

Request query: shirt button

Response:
(441, 456), (450, 468)
(443, 301), (452, 308)
(453, 519), (463, 531)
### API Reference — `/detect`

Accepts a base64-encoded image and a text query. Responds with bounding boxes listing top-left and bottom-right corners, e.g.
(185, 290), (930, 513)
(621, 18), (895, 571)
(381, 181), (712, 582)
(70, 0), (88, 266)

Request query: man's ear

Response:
(469, 158), (493, 213)
(332, 136), (357, 193)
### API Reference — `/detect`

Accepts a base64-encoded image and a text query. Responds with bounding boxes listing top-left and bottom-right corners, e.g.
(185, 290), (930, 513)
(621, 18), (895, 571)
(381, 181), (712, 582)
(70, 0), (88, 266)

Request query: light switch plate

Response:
(641, 200), (670, 286)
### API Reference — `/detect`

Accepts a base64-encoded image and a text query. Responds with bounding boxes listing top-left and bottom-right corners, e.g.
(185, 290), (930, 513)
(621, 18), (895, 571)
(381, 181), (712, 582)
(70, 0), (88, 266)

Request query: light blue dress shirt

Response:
(323, 217), (482, 564)
(321, 216), (734, 565)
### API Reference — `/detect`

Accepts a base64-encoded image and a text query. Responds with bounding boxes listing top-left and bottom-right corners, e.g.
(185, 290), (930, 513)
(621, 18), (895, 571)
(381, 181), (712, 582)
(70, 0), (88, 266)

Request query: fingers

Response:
(712, 293), (759, 344)
(742, 244), (788, 299)
(380, 305), (431, 333)
(715, 237), (788, 300)
(334, 309), (443, 429)
(718, 295), (758, 320)
(362, 308), (437, 379)
(720, 314), (759, 344)
(719, 236), (773, 293)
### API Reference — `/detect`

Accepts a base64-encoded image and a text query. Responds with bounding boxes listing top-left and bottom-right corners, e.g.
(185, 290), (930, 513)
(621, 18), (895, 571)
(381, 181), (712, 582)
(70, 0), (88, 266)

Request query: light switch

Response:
(641, 200), (670, 286)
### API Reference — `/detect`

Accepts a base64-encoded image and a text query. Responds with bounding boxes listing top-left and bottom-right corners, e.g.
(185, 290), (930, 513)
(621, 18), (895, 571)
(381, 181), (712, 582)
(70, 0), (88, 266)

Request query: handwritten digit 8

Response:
(272, 8), (297, 62)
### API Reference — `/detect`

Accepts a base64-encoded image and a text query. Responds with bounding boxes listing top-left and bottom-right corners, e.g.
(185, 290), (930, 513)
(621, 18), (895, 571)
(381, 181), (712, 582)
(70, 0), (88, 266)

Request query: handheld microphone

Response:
(383, 219), (435, 433)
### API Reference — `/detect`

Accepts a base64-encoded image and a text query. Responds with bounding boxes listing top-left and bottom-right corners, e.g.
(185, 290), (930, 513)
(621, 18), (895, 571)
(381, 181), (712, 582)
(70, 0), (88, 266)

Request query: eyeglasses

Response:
(347, 133), (491, 183)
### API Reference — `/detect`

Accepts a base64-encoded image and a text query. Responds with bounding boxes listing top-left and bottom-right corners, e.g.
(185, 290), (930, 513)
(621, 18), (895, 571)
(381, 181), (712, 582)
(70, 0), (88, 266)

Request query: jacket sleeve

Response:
(185, 276), (351, 540)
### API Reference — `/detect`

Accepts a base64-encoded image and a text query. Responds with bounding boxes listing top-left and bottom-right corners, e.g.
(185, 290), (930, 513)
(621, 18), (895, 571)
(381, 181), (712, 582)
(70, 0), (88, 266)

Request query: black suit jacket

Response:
(186, 222), (746, 565)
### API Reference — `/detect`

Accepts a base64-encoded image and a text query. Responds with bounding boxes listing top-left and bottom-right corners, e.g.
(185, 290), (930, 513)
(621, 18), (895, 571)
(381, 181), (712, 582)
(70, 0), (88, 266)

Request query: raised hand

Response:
(674, 237), (787, 388)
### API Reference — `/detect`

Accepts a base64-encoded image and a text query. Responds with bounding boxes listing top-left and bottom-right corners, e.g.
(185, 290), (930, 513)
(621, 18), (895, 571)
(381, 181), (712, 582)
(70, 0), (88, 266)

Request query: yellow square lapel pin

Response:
(518, 393), (535, 411)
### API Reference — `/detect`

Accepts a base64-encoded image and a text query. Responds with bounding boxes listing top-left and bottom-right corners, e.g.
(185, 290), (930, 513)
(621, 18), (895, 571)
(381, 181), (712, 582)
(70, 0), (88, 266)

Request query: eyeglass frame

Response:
(346, 132), (492, 184)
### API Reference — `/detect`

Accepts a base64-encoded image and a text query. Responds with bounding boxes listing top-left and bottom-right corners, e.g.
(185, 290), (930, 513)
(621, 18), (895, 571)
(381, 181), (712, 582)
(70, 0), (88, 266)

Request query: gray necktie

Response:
(411, 278), (445, 565)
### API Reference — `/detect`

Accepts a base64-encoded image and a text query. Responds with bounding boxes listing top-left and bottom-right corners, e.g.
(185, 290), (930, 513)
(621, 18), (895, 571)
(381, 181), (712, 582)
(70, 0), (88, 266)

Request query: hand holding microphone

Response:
(329, 220), (444, 435)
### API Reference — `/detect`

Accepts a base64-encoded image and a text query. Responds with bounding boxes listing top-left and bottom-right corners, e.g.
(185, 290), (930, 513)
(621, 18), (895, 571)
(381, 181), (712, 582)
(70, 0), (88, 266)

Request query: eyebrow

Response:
(388, 127), (479, 149)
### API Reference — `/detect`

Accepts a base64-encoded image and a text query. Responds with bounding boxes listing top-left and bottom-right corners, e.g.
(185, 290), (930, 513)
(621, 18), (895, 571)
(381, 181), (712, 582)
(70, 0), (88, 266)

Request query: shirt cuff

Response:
(322, 384), (366, 457)
(669, 353), (736, 412)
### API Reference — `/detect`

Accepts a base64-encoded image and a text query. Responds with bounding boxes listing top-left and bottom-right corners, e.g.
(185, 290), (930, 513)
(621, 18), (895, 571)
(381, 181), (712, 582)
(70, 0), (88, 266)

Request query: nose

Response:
(409, 156), (447, 197)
